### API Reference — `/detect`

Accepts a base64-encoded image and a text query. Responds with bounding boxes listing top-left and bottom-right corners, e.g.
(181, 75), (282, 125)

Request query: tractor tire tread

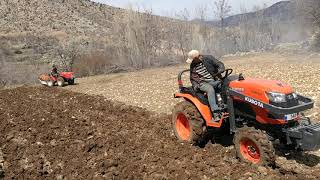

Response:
(57, 77), (65, 87)
(172, 101), (204, 145)
(234, 126), (276, 166)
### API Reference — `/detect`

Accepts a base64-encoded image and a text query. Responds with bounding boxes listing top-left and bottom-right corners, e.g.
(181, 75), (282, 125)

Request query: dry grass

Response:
(65, 52), (320, 120)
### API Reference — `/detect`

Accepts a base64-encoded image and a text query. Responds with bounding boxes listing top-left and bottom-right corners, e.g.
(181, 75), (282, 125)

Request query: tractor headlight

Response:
(267, 92), (286, 103)
(292, 92), (298, 99)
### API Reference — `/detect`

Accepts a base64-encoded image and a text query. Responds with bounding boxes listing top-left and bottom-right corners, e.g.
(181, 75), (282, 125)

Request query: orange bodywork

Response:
(174, 93), (228, 127)
(229, 78), (293, 103)
(229, 78), (295, 125)
(175, 78), (297, 127)
(39, 74), (50, 81)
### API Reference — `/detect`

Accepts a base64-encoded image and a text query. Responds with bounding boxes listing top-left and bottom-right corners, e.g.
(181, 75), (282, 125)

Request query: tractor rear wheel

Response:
(172, 101), (205, 145)
(234, 126), (275, 166)
(57, 77), (65, 87)
(68, 79), (75, 85)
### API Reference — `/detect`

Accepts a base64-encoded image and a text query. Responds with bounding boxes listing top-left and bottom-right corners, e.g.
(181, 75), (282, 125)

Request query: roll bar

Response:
(177, 69), (190, 88)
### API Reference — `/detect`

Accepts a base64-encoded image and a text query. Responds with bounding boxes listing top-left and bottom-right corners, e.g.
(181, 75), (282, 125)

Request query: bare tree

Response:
(210, 0), (232, 55)
(194, 5), (216, 53)
(119, 6), (163, 68)
(0, 44), (8, 88)
(213, 0), (232, 29)
(294, 0), (320, 29)
(0, 52), (6, 88)
(296, 0), (320, 50)
(56, 40), (80, 72)
(174, 8), (194, 61)
(305, 0), (320, 29)
(195, 4), (208, 22)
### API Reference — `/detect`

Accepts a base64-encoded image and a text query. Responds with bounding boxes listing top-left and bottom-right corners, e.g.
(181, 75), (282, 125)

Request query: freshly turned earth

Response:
(0, 86), (319, 179)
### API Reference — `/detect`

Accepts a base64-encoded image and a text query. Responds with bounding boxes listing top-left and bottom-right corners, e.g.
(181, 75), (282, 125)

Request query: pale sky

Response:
(92, 0), (283, 19)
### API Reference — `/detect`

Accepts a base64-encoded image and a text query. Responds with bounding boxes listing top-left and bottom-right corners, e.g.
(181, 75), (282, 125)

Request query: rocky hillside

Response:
(0, 0), (122, 36)
(0, 0), (311, 86)
(0, 0), (125, 63)
(0, 0), (185, 64)
(0, 0), (194, 85)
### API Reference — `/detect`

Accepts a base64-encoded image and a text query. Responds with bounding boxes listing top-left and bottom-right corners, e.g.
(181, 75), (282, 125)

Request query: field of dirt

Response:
(1, 53), (320, 179)
(0, 86), (319, 180)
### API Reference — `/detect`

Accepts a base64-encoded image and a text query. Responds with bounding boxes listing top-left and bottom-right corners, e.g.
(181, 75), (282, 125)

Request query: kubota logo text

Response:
(245, 97), (264, 108)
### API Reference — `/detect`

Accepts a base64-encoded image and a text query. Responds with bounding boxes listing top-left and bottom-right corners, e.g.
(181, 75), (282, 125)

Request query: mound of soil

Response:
(0, 87), (318, 179)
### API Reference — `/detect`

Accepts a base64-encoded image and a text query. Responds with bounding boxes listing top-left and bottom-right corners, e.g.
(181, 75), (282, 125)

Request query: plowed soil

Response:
(0, 87), (319, 179)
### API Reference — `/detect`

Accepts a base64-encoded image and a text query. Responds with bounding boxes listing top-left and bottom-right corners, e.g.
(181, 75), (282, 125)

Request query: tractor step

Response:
(39, 80), (47, 85)
(287, 122), (320, 151)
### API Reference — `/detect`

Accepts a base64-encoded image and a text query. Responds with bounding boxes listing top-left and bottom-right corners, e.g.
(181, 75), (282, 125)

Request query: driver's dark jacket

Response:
(51, 68), (59, 77)
(190, 55), (225, 90)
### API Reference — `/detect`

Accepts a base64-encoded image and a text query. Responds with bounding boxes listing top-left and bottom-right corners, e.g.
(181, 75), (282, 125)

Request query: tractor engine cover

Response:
(287, 123), (320, 151)
(60, 72), (74, 79)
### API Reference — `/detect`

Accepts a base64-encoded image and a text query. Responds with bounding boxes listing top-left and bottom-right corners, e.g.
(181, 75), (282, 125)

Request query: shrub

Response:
(310, 31), (320, 51)
(73, 52), (120, 77)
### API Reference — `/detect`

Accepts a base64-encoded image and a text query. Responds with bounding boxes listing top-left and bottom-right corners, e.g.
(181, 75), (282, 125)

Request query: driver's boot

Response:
(211, 111), (222, 123)
(211, 107), (222, 123)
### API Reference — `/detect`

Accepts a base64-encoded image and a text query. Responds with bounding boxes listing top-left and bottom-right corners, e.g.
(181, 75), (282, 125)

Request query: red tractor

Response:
(172, 69), (320, 166)
(39, 72), (75, 87)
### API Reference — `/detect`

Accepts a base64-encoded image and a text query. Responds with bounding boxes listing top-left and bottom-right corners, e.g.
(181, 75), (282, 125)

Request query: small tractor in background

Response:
(39, 72), (75, 87)
(172, 69), (320, 166)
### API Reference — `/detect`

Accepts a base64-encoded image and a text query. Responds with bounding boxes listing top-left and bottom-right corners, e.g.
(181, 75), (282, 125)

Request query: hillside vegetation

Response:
(0, 0), (319, 86)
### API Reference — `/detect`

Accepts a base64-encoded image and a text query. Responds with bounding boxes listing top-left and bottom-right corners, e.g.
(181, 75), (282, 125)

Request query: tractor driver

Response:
(186, 50), (225, 122)
(51, 64), (59, 78)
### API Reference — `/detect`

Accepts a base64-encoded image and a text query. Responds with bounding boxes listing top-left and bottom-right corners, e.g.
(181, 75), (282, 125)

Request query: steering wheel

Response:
(212, 68), (233, 80)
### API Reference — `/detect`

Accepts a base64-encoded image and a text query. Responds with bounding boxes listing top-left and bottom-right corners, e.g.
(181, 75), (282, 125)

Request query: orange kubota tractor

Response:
(172, 69), (320, 166)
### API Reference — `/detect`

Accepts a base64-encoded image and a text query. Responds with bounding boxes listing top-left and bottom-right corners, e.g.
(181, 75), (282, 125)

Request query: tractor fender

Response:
(174, 93), (212, 122)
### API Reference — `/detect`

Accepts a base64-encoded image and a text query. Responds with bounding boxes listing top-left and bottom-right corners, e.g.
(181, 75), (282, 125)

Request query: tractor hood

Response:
(229, 78), (294, 103)
(60, 72), (74, 79)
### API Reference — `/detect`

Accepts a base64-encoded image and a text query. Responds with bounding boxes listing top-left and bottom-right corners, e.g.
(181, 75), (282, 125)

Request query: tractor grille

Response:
(270, 93), (299, 108)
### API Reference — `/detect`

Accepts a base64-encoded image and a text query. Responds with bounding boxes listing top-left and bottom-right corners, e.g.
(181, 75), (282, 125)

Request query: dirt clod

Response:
(0, 86), (319, 179)
(258, 166), (268, 176)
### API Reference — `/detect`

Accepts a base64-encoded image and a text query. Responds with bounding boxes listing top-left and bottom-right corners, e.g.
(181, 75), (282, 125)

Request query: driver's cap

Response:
(186, 50), (200, 64)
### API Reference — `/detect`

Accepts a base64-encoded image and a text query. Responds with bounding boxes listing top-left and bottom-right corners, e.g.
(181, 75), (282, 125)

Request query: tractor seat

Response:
(180, 86), (209, 105)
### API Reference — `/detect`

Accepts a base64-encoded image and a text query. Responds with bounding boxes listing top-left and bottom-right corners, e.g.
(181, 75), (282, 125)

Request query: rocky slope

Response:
(0, 0), (121, 36)
(0, 0), (178, 85)
(0, 0), (124, 64)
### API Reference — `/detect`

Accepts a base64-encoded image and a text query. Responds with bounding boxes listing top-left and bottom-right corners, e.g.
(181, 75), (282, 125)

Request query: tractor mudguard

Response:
(174, 93), (226, 128)
(174, 93), (212, 121)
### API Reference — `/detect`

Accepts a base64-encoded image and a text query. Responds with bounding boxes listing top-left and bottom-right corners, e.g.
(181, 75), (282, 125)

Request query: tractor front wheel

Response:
(234, 126), (276, 166)
(57, 77), (65, 87)
(47, 80), (54, 87)
(172, 101), (205, 145)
